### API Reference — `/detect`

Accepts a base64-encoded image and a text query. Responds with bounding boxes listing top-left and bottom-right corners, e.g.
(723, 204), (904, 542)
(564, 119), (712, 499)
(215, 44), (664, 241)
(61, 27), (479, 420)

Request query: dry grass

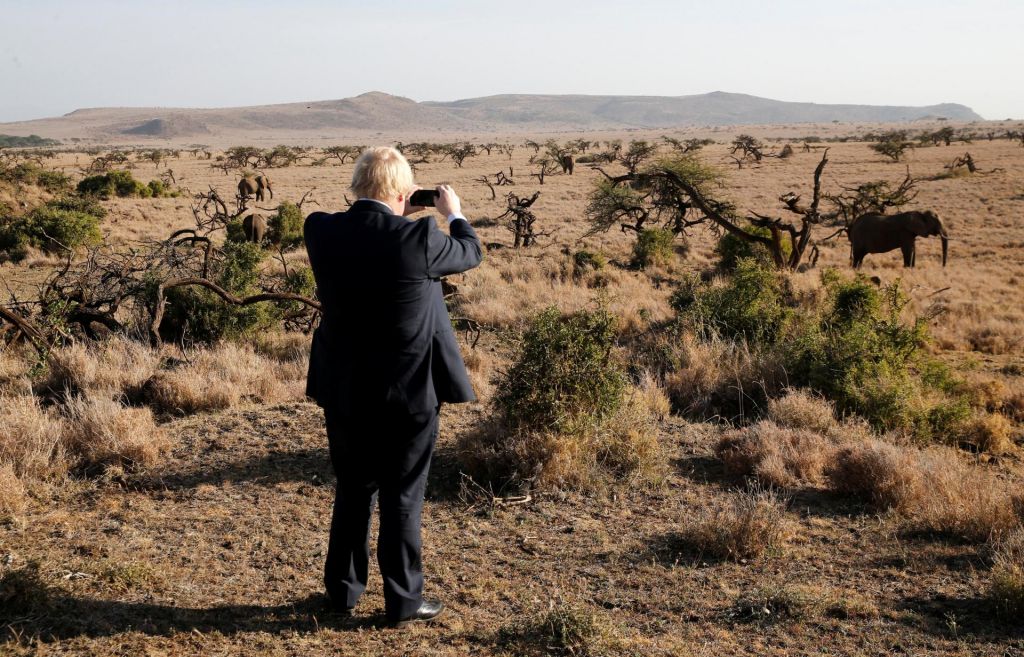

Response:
(717, 421), (834, 489)
(61, 394), (168, 473)
(828, 439), (1021, 541)
(0, 347), (32, 395)
(766, 388), (839, 436)
(459, 250), (673, 334)
(827, 439), (927, 511)
(0, 393), (67, 479)
(960, 412), (1015, 454)
(0, 462), (27, 523)
(677, 486), (789, 561)
(990, 527), (1024, 617)
(141, 341), (306, 415)
(715, 388), (874, 489)
(662, 332), (785, 420)
(43, 337), (161, 399)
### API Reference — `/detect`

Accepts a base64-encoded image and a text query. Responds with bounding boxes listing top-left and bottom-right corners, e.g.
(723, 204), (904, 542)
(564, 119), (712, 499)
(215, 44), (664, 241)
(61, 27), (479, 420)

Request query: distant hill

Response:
(0, 91), (983, 143)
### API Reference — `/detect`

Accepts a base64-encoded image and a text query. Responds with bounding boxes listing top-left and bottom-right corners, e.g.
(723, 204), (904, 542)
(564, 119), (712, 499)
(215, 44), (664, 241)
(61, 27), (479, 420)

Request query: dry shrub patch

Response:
(0, 393), (67, 479)
(677, 487), (788, 561)
(43, 337), (160, 398)
(61, 394), (168, 474)
(496, 603), (608, 657)
(766, 388), (839, 436)
(826, 439), (923, 511)
(717, 421), (833, 489)
(714, 388), (872, 489)
(828, 440), (1021, 541)
(0, 462), (27, 522)
(959, 412), (1014, 454)
(142, 342), (304, 415)
(660, 332), (785, 420)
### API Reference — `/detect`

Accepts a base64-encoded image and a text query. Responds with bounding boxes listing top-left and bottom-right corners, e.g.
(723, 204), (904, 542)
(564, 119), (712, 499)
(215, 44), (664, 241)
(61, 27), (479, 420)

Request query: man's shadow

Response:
(3, 592), (389, 642)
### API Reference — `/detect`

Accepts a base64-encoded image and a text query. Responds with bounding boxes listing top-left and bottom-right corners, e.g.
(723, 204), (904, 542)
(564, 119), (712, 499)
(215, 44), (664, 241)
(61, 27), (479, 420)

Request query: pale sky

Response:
(1, 0), (1021, 123)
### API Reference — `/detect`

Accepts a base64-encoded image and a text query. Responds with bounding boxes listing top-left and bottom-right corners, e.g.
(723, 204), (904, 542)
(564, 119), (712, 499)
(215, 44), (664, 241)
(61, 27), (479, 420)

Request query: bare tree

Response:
(529, 158), (560, 185)
(497, 191), (545, 247)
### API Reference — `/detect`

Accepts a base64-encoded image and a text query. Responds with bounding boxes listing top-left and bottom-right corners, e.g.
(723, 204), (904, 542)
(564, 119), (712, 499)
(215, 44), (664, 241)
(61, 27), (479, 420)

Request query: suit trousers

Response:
(322, 403), (439, 621)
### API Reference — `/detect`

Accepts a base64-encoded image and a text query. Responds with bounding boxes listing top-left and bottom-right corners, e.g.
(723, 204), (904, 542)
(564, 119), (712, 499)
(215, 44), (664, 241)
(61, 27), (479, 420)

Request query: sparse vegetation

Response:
(1, 131), (1023, 656)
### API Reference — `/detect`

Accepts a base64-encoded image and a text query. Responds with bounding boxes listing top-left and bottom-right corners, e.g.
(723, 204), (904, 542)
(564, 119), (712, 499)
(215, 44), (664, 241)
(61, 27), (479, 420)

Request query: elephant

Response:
(238, 173), (273, 202)
(559, 154), (574, 175)
(242, 213), (267, 243)
(848, 210), (948, 268)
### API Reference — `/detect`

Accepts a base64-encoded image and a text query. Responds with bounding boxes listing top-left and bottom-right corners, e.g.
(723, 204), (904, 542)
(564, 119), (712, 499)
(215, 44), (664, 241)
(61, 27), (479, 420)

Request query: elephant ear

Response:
(904, 211), (934, 237)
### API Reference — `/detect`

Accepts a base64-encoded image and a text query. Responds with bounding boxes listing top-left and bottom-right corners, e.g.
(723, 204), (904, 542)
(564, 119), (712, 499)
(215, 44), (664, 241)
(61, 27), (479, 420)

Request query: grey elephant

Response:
(559, 154), (574, 175)
(238, 173), (273, 202)
(848, 210), (948, 268)
(242, 213), (267, 243)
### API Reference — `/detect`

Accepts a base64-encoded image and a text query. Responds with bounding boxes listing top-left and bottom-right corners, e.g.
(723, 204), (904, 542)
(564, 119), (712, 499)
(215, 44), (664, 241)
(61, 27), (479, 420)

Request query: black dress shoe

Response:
(392, 599), (444, 628)
(325, 597), (354, 617)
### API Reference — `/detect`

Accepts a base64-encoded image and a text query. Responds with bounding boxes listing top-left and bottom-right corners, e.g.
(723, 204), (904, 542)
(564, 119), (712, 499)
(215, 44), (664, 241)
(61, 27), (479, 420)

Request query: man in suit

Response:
(303, 146), (482, 627)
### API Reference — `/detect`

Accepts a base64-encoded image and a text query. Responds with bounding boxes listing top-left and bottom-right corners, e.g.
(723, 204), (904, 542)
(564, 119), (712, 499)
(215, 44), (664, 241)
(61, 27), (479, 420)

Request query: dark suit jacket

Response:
(304, 200), (483, 416)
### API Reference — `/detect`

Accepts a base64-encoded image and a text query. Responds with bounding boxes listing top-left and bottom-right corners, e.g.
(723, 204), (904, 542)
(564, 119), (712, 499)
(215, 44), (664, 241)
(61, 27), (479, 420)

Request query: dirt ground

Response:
(3, 125), (1024, 655)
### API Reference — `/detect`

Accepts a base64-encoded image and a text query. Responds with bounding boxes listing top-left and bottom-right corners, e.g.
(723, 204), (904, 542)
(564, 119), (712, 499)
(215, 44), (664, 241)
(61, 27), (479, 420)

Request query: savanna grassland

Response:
(2, 123), (1024, 656)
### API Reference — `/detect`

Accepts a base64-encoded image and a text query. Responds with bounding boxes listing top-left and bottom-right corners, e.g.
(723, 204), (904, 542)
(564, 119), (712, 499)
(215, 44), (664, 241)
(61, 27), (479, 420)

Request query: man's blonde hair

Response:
(349, 146), (414, 200)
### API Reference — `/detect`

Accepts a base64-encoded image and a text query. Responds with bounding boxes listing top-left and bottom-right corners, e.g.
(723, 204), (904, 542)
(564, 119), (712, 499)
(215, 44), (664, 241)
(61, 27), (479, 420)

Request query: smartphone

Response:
(410, 189), (439, 207)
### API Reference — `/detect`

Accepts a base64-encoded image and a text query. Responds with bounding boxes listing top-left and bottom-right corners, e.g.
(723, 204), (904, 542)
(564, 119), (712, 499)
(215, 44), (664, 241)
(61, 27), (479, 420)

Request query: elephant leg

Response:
(901, 244), (913, 267)
(852, 249), (865, 269)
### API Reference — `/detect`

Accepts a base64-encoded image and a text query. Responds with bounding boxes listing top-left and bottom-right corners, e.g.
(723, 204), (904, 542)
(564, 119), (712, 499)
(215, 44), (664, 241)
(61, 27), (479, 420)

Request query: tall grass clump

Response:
(497, 603), (609, 657)
(458, 307), (665, 491)
(991, 528), (1024, 617)
(677, 486), (789, 560)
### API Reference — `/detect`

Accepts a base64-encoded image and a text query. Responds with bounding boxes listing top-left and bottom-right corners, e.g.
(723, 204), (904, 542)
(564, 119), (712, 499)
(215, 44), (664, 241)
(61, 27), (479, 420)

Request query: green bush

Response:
(0, 198), (103, 259)
(681, 258), (792, 344)
(46, 195), (107, 219)
(75, 168), (160, 196)
(224, 217), (247, 245)
(35, 169), (71, 192)
(496, 307), (625, 434)
(674, 264), (974, 441)
(159, 241), (278, 344)
(268, 201), (304, 248)
(631, 228), (675, 269)
(716, 226), (791, 270)
(572, 249), (606, 274)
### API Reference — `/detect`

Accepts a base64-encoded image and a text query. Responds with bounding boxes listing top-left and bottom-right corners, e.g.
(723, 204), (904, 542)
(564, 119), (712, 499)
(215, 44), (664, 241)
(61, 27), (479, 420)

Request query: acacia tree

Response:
(323, 145), (362, 164)
(870, 131), (914, 162)
(444, 143), (477, 167)
(824, 168), (917, 226)
(731, 135), (764, 162)
(587, 152), (832, 270)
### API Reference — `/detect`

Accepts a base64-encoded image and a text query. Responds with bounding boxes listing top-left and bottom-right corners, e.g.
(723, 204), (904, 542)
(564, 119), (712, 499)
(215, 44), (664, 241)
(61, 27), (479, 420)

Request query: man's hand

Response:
(434, 184), (462, 218)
